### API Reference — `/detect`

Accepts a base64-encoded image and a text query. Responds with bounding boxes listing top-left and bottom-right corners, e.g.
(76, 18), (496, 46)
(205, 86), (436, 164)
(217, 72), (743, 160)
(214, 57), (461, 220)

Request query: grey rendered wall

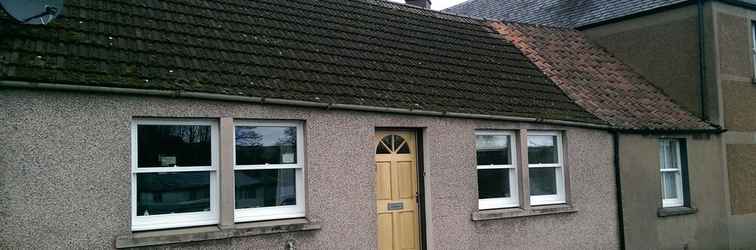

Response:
(582, 5), (706, 118)
(0, 89), (619, 249)
(618, 134), (728, 250)
(710, 3), (756, 248)
(583, 3), (754, 248)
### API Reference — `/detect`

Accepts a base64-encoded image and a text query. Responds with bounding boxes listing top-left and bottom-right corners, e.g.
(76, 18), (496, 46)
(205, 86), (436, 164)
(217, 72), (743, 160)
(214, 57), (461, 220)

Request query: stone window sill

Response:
(115, 218), (320, 249)
(472, 204), (577, 221)
(657, 207), (697, 217)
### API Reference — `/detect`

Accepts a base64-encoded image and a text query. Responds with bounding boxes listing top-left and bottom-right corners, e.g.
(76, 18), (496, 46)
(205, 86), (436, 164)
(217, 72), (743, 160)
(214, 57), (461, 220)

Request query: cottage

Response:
(0, 0), (719, 249)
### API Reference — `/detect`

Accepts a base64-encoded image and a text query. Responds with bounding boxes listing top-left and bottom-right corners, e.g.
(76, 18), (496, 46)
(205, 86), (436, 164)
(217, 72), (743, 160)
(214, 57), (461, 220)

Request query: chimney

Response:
(405, 0), (431, 9)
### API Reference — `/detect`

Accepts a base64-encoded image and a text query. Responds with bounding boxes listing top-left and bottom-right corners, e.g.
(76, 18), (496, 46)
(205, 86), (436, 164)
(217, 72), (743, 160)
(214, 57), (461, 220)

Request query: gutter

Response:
(612, 131), (626, 250)
(610, 127), (725, 135)
(0, 80), (610, 129)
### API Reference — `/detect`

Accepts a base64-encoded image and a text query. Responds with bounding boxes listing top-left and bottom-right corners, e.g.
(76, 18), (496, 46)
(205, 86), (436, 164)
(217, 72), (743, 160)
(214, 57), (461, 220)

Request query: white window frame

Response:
(660, 139), (685, 208)
(476, 131), (519, 210)
(130, 119), (220, 231)
(233, 120), (305, 222)
(528, 131), (566, 206)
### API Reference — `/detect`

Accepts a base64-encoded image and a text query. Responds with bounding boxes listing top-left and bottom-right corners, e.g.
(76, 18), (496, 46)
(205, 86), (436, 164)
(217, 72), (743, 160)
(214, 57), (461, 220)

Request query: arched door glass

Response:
(376, 135), (411, 154)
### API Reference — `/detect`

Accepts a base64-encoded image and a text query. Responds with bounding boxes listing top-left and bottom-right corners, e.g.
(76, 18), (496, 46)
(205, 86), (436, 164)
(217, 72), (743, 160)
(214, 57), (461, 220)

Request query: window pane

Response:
(137, 125), (212, 167)
(136, 172), (210, 216)
(381, 136), (393, 151)
(476, 135), (511, 165)
(529, 168), (557, 195)
(392, 135), (406, 151)
(376, 142), (391, 154)
(662, 172), (679, 199)
(477, 169), (510, 199)
(660, 140), (679, 169)
(396, 143), (411, 154)
(236, 127), (297, 165)
(528, 135), (558, 164)
(235, 169), (297, 209)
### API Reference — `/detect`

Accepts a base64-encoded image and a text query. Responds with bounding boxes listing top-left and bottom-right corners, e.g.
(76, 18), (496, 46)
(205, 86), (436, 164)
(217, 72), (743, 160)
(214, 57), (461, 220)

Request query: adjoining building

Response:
(447, 0), (756, 248)
(0, 0), (722, 249)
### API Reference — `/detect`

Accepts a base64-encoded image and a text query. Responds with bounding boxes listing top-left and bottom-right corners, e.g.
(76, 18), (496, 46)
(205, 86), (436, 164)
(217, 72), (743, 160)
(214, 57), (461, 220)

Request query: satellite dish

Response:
(0, 0), (63, 25)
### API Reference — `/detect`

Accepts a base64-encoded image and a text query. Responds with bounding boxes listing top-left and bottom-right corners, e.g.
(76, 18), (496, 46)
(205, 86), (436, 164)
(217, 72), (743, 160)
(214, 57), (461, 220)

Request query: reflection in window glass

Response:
(476, 135), (511, 165)
(478, 169), (510, 199)
(528, 135), (558, 164)
(137, 125), (212, 167)
(235, 169), (297, 209)
(136, 172), (211, 216)
(660, 141), (680, 169)
(529, 168), (557, 195)
(235, 127), (297, 165)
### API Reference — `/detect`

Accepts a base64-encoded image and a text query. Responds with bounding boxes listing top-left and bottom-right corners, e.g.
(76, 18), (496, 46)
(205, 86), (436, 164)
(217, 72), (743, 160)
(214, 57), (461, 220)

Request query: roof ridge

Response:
(442, 0), (476, 11)
(356, 0), (494, 23)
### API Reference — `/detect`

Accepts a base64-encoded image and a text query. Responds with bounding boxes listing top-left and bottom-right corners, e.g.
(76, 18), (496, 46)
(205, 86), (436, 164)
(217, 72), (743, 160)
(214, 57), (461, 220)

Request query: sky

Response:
(386, 0), (468, 10)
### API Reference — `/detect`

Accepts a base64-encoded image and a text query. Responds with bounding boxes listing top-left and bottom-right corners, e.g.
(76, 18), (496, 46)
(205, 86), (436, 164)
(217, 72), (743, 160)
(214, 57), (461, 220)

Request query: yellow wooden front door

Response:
(375, 130), (420, 250)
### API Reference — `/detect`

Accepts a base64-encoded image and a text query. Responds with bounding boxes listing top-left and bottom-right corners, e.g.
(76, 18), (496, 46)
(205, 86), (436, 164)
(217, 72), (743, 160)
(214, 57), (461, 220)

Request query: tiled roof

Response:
(0, 0), (602, 125)
(489, 21), (715, 131)
(445, 0), (688, 28)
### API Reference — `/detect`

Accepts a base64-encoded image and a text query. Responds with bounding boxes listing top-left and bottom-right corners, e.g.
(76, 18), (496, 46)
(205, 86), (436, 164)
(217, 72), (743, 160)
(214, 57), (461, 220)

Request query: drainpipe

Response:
(697, 0), (708, 120)
(612, 131), (626, 250)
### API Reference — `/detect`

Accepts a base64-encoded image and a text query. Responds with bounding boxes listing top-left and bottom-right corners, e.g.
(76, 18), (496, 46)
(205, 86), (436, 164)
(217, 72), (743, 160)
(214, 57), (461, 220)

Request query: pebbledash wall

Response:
(0, 89), (619, 249)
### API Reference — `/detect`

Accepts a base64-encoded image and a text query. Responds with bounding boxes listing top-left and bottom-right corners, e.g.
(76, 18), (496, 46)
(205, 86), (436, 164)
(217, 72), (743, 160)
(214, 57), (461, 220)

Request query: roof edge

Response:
(610, 127), (725, 134)
(0, 80), (610, 130)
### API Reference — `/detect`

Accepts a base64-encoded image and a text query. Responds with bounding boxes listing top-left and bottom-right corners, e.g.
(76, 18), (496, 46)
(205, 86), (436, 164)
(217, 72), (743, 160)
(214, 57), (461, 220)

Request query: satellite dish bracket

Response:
(0, 0), (64, 25)
(22, 6), (57, 24)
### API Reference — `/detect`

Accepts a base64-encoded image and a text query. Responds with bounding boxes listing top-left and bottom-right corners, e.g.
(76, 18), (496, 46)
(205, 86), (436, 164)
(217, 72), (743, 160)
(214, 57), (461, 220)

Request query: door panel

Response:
(378, 214), (394, 250)
(376, 162), (392, 200)
(375, 130), (420, 250)
(399, 211), (417, 249)
(398, 161), (414, 199)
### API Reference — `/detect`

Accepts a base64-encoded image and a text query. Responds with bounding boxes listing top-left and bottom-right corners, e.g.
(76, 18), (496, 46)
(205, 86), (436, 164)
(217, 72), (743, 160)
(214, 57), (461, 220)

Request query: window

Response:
(476, 131), (518, 209)
(131, 119), (219, 231)
(659, 139), (687, 208)
(528, 132), (566, 206)
(376, 135), (411, 154)
(234, 121), (305, 222)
